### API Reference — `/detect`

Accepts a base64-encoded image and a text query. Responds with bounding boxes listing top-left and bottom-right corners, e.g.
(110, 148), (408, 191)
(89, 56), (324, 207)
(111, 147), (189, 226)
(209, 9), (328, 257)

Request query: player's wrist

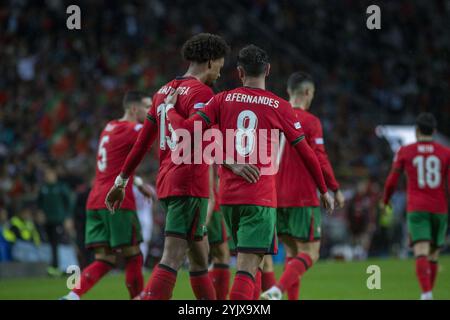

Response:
(114, 175), (129, 189)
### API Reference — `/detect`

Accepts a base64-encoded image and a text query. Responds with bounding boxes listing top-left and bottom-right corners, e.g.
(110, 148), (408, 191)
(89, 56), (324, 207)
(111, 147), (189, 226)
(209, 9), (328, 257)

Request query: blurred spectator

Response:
(0, 208), (12, 262)
(2, 205), (42, 262)
(36, 167), (74, 275)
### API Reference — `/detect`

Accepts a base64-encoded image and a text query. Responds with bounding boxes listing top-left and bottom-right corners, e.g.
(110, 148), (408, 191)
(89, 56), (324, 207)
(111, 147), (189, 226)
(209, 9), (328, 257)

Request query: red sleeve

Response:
(166, 94), (220, 133)
(293, 138), (328, 194)
(383, 148), (405, 204)
(278, 104), (327, 193)
(186, 87), (214, 116)
(120, 114), (158, 178)
(309, 118), (340, 191)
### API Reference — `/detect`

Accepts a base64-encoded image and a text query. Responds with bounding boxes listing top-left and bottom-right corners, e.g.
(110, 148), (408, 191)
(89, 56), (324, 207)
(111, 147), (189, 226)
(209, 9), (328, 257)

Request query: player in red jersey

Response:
(164, 45), (334, 300)
(383, 113), (449, 300)
(60, 92), (152, 300)
(105, 34), (258, 300)
(261, 72), (345, 300)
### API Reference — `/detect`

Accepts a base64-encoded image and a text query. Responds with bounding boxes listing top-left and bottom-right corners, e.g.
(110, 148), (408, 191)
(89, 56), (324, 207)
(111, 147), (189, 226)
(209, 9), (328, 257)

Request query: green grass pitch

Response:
(1, 256), (449, 300)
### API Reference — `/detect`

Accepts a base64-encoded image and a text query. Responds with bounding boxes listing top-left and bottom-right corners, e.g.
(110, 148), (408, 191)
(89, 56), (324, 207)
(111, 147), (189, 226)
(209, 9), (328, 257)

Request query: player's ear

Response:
(265, 63), (271, 77)
(237, 66), (244, 79)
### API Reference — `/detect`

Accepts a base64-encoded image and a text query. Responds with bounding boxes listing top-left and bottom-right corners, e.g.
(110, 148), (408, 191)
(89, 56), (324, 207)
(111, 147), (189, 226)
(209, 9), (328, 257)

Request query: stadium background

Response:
(0, 0), (449, 299)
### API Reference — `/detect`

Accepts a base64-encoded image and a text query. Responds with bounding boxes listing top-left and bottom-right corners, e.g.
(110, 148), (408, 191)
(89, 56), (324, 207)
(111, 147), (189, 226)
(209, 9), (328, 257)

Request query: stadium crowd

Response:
(1, 0), (449, 268)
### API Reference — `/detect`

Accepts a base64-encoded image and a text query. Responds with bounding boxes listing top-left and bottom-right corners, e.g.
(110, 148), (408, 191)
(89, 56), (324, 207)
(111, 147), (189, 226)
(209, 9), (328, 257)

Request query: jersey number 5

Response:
(97, 135), (109, 172)
(413, 155), (441, 189)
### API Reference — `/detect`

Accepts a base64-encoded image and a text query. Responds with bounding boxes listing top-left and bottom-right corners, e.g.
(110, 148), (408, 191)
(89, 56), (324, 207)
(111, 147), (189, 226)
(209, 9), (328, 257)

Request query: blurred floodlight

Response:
(375, 125), (416, 153)
(376, 125), (450, 153)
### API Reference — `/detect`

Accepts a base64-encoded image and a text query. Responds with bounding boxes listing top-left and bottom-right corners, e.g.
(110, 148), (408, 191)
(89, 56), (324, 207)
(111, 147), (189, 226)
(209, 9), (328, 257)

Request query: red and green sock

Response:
(125, 254), (144, 299)
(253, 268), (262, 300)
(415, 255), (431, 293)
(209, 263), (231, 300)
(285, 257), (300, 300)
(142, 264), (177, 300)
(229, 271), (255, 300)
(190, 270), (217, 300)
(278, 253), (312, 293)
(72, 260), (114, 297)
(261, 270), (276, 291)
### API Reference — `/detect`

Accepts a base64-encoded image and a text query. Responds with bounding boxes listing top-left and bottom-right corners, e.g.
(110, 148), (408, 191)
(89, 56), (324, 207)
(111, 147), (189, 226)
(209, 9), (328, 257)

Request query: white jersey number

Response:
(97, 135), (110, 172)
(413, 155), (441, 189)
(236, 110), (258, 157)
(158, 103), (177, 151)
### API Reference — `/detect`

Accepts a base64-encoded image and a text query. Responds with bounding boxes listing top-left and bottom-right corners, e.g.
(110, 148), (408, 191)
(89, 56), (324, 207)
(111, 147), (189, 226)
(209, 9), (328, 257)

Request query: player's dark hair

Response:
(416, 112), (437, 135)
(287, 71), (315, 92)
(237, 44), (269, 77)
(181, 33), (230, 63)
(123, 91), (145, 109)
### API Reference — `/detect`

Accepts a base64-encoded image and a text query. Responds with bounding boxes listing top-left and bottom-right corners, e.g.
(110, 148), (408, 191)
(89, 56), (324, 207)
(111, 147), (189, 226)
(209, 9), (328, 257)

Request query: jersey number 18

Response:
(413, 155), (441, 189)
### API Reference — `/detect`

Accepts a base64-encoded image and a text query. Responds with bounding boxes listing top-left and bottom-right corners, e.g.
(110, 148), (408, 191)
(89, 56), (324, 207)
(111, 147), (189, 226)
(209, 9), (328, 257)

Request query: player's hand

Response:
(226, 163), (260, 183)
(320, 192), (334, 214)
(334, 189), (345, 209)
(164, 88), (181, 110)
(105, 186), (125, 214)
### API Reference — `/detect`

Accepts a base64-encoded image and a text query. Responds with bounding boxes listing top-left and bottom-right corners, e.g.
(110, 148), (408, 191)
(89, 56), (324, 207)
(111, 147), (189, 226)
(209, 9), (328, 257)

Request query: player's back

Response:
(277, 109), (320, 207)
(210, 86), (304, 207)
(86, 120), (142, 210)
(150, 76), (214, 199)
(399, 141), (450, 213)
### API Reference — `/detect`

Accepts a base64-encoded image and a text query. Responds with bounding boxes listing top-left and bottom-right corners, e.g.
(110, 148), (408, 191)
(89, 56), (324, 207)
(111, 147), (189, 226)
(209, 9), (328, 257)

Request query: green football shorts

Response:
(221, 205), (277, 255)
(207, 210), (230, 245)
(407, 211), (448, 248)
(161, 196), (208, 241)
(85, 209), (143, 249)
(277, 206), (322, 242)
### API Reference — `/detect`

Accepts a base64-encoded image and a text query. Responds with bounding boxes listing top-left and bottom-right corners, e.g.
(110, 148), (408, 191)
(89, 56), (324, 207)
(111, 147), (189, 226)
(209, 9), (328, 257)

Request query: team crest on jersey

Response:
(134, 124), (143, 131)
(294, 122), (302, 129)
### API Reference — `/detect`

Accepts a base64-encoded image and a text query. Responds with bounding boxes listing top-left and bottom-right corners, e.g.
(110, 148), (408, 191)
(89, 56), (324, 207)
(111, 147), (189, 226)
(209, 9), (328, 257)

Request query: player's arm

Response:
(105, 115), (158, 213)
(309, 119), (344, 208)
(382, 148), (404, 205)
(280, 107), (333, 212)
(165, 89), (216, 133)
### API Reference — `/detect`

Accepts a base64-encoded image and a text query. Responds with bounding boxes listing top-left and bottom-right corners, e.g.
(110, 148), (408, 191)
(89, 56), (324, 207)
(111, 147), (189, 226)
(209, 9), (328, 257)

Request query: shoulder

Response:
(191, 81), (214, 97)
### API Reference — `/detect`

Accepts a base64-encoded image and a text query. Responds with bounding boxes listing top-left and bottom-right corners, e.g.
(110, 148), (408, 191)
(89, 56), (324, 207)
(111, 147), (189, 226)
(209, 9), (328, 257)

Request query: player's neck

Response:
(290, 100), (307, 110)
(417, 135), (433, 142)
(120, 112), (136, 123)
(242, 77), (265, 90)
(184, 65), (207, 84)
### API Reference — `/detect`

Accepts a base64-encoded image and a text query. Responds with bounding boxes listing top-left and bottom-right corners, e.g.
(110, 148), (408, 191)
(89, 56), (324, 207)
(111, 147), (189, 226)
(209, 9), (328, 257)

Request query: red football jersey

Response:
(86, 120), (142, 210)
(277, 108), (339, 207)
(384, 141), (450, 214)
(148, 76), (214, 199)
(193, 87), (307, 207)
